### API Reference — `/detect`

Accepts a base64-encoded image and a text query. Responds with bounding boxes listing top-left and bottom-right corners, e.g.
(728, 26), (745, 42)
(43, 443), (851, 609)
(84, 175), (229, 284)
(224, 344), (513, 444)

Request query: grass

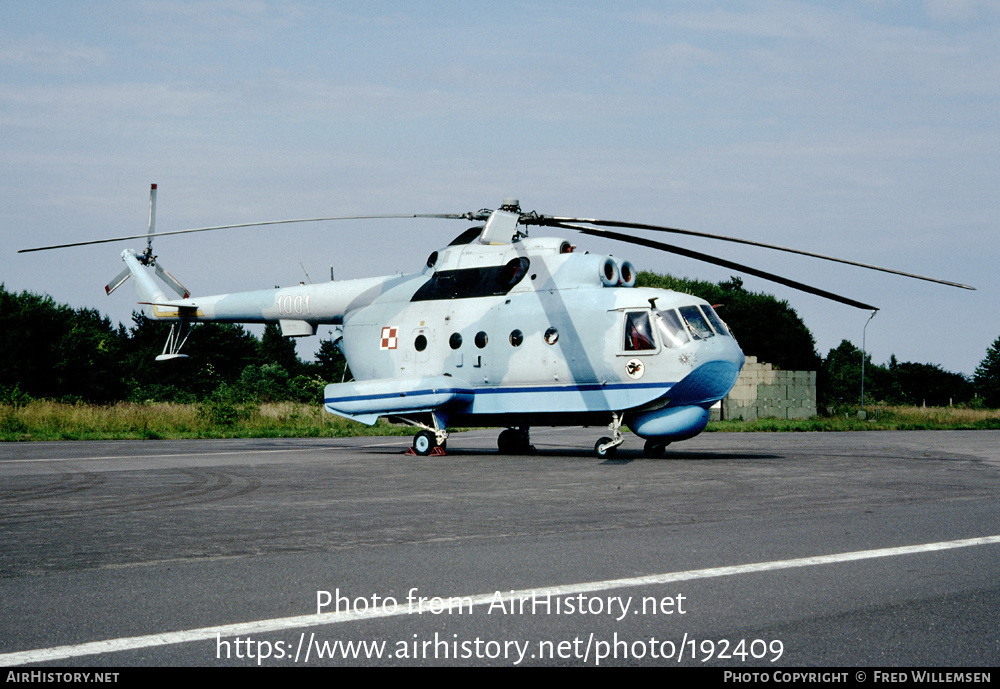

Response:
(2, 401), (999, 442)
(0, 400), (414, 442)
(709, 405), (1000, 432)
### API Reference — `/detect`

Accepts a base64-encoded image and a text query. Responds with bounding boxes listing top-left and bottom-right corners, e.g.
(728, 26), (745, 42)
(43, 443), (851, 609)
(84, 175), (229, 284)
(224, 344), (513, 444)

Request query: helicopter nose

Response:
(627, 346), (743, 442)
(667, 349), (744, 407)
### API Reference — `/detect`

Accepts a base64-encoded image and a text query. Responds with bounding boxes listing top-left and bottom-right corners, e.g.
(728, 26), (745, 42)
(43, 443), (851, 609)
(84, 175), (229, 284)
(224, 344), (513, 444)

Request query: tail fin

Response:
(121, 249), (170, 308)
(104, 183), (191, 312)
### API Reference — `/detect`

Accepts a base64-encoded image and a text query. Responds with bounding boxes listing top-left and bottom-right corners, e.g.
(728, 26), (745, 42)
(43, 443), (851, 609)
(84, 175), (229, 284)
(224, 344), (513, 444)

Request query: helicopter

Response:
(20, 185), (975, 458)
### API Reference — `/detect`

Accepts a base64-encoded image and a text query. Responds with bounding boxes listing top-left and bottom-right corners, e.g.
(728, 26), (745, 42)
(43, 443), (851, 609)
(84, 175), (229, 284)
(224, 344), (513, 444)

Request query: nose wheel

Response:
(594, 437), (618, 459)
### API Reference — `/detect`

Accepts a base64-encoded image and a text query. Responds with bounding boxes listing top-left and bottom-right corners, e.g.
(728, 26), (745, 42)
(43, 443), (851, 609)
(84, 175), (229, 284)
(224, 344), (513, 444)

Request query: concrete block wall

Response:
(715, 356), (817, 421)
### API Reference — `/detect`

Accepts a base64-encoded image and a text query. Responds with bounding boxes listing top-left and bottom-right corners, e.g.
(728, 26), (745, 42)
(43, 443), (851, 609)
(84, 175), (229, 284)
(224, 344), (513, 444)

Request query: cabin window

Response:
(414, 334), (427, 352)
(679, 305), (715, 339)
(449, 332), (463, 349)
(544, 327), (559, 345)
(475, 331), (488, 348)
(509, 329), (523, 347)
(655, 309), (689, 348)
(411, 258), (530, 302)
(624, 311), (656, 351)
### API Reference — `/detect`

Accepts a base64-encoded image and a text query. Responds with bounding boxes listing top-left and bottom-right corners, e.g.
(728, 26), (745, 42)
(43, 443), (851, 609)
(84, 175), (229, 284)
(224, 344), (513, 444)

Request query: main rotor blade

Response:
(17, 213), (481, 254)
(549, 222), (880, 311)
(529, 215), (974, 291)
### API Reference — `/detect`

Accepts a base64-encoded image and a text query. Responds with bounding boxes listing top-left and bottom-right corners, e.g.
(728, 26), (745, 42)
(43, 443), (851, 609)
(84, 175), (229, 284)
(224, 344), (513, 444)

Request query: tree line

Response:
(0, 284), (345, 405)
(2, 282), (997, 409)
(635, 273), (998, 408)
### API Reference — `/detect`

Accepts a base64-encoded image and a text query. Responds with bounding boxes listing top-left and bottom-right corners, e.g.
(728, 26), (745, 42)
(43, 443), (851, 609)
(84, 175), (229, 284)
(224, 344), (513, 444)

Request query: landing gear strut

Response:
(594, 412), (625, 458)
(405, 413), (449, 456)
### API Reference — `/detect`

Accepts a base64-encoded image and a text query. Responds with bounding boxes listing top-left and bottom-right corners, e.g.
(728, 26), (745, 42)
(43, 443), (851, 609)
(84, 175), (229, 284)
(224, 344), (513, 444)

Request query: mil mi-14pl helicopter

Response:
(20, 185), (974, 457)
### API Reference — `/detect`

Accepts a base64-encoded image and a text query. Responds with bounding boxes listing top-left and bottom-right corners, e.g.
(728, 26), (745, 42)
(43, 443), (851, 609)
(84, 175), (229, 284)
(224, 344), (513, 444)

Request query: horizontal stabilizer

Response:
(138, 300), (200, 309)
(279, 319), (317, 337)
(137, 299), (203, 319)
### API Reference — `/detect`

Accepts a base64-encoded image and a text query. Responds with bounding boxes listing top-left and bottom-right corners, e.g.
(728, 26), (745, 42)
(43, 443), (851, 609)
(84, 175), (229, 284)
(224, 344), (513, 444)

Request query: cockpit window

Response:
(624, 311), (656, 351)
(679, 305), (715, 339)
(655, 309), (689, 348)
(701, 304), (731, 337)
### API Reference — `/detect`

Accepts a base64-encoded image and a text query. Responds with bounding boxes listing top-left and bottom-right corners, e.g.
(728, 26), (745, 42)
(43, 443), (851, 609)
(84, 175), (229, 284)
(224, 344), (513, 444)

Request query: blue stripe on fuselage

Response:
(324, 379), (676, 416)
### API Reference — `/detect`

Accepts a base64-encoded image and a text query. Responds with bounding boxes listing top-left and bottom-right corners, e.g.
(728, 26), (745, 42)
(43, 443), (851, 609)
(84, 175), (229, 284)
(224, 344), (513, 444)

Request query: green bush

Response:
(198, 390), (258, 427)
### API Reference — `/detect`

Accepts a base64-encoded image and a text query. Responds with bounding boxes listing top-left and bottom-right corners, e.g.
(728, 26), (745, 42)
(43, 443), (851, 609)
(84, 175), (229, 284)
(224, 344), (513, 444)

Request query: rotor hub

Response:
(500, 198), (521, 213)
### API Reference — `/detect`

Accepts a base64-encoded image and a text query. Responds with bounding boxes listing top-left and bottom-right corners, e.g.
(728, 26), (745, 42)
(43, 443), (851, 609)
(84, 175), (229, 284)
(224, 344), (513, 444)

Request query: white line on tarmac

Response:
(3, 534), (999, 666)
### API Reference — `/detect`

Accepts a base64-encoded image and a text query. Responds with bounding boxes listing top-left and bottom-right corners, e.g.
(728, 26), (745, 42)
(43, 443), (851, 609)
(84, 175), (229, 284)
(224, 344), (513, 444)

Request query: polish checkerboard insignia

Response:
(380, 326), (398, 350)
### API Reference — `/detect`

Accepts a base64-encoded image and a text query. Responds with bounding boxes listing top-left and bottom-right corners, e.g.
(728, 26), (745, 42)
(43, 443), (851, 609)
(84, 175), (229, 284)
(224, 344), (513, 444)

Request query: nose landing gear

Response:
(594, 412), (625, 458)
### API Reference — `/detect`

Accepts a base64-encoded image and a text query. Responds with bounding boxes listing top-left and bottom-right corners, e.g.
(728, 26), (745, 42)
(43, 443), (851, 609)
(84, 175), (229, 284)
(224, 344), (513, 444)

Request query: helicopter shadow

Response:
(386, 445), (783, 464)
(599, 450), (784, 465)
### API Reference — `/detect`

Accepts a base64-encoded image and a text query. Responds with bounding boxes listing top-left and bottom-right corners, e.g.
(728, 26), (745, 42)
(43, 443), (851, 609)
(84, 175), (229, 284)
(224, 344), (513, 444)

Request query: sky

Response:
(3, 0), (998, 377)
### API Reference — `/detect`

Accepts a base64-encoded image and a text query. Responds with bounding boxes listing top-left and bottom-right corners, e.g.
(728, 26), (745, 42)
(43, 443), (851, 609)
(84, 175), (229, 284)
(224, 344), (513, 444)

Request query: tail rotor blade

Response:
(154, 263), (190, 299)
(105, 267), (131, 296)
(147, 184), (157, 253)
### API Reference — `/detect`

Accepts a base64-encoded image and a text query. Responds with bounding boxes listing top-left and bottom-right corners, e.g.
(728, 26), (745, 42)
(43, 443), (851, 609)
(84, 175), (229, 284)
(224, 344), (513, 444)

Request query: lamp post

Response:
(862, 310), (877, 410)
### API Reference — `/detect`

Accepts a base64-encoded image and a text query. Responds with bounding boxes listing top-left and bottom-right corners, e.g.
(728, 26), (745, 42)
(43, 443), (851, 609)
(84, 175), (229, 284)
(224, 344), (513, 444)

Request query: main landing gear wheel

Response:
(412, 430), (437, 456)
(643, 439), (670, 458)
(497, 427), (532, 454)
(594, 437), (618, 459)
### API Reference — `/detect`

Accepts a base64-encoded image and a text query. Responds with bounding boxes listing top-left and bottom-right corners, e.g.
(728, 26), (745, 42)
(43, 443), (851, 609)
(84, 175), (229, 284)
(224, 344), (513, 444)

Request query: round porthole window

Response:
(449, 332), (463, 350)
(509, 329), (523, 347)
(475, 331), (488, 348)
(414, 334), (427, 352)
(544, 327), (559, 345)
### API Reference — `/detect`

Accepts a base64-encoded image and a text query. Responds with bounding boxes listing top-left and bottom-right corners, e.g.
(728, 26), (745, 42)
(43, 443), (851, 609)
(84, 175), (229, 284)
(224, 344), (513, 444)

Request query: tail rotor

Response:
(103, 184), (190, 299)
